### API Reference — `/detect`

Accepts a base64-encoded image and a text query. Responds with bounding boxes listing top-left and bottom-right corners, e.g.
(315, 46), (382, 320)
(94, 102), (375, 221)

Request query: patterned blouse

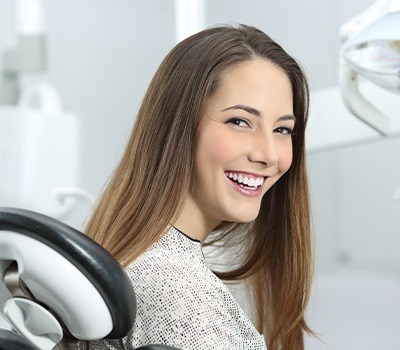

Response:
(89, 226), (267, 350)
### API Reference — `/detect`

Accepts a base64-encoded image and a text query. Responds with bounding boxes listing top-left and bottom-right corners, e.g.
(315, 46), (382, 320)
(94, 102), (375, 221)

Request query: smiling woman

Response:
(86, 24), (313, 350)
(175, 59), (295, 237)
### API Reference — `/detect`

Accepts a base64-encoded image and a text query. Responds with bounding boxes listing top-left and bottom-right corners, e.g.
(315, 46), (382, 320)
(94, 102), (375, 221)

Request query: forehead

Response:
(205, 58), (293, 116)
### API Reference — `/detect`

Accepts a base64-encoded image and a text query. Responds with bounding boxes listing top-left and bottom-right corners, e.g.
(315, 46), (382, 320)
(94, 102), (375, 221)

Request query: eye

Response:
(274, 126), (295, 136)
(226, 118), (250, 128)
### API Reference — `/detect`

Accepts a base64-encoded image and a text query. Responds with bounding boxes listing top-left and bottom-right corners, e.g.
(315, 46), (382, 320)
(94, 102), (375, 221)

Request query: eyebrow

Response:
(221, 104), (296, 122)
(277, 114), (297, 123)
(221, 104), (261, 116)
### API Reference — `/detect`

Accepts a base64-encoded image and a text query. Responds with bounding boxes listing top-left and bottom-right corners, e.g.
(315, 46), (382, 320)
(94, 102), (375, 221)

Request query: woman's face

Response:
(176, 58), (295, 239)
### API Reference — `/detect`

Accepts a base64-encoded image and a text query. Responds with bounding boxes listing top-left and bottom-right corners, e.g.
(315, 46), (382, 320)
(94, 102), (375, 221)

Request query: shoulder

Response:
(122, 241), (266, 349)
(126, 242), (216, 300)
(125, 229), (212, 296)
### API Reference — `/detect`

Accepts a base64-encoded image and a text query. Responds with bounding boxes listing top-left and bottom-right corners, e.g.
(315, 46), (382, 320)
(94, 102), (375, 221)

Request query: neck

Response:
(172, 221), (214, 244)
(172, 196), (221, 244)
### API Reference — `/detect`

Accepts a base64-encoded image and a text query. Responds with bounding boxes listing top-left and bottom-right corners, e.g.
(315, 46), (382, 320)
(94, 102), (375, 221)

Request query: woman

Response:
(87, 24), (313, 350)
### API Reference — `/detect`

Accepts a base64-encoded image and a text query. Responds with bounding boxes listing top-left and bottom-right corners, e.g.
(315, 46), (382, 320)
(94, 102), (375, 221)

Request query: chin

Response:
(227, 208), (260, 223)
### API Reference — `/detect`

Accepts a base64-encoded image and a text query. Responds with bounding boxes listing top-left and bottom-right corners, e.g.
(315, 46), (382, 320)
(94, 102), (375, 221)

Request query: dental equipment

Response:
(0, 0), (91, 224)
(339, 0), (400, 136)
(0, 0), (46, 105)
(0, 207), (182, 350)
(0, 82), (84, 219)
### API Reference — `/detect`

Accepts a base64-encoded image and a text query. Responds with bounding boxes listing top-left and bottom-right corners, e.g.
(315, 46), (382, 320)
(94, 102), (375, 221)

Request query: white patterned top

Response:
(89, 227), (267, 350)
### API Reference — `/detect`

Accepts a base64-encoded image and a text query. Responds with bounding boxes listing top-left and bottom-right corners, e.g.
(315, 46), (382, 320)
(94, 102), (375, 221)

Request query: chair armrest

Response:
(0, 207), (136, 339)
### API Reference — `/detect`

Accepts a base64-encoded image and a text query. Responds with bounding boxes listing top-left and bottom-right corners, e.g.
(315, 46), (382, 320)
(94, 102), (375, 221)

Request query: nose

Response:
(248, 132), (279, 167)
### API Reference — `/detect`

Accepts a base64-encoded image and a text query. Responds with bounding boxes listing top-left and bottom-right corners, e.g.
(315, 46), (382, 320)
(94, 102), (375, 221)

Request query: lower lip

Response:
(226, 176), (265, 197)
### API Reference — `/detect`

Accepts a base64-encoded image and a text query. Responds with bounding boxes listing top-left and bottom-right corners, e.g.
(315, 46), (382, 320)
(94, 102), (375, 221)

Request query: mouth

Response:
(224, 171), (265, 191)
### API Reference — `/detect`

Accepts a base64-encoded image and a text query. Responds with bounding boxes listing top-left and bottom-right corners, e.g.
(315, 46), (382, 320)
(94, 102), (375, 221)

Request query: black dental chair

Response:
(0, 207), (180, 350)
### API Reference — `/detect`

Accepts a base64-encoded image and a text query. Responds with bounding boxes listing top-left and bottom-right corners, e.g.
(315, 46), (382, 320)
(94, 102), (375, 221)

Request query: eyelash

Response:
(226, 117), (250, 128)
(226, 118), (295, 136)
(275, 126), (295, 136)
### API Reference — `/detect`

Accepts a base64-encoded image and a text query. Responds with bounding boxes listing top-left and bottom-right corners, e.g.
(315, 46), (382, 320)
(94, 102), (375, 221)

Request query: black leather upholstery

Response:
(0, 329), (36, 350)
(0, 207), (136, 339)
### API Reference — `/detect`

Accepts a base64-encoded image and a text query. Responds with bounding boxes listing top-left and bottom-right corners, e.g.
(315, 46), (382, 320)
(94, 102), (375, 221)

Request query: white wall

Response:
(308, 136), (400, 272)
(306, 136), (400, 349)
(44, 0), (176, 197)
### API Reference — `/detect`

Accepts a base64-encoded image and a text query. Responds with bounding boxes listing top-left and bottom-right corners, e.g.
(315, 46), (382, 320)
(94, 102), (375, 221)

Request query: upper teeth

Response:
(226, 172), (264, 187)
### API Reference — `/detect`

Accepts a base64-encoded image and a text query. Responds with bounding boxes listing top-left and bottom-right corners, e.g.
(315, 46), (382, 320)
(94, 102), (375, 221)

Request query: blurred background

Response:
(0, 0), (399, 349)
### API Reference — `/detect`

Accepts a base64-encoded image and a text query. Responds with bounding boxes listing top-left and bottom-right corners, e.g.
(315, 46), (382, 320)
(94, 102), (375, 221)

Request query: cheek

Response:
(278, 143), (293, 174)
(265, 144), (292, 192)
(196, 128), (239, 166)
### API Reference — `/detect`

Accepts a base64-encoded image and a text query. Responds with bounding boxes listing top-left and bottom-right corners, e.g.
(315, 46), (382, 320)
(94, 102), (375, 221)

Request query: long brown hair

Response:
(86, 24), (313, 349)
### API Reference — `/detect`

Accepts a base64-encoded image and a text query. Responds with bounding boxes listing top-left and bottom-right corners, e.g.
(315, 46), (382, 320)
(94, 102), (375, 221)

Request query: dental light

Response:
(339, 0), (400, 136)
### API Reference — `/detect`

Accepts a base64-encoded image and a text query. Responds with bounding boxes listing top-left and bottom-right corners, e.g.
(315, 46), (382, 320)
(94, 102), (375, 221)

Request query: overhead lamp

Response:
(340, 0), (400, 135)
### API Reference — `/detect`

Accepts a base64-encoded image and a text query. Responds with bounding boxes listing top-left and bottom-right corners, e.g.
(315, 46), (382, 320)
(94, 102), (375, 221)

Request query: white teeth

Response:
(226, 172), (264, 188)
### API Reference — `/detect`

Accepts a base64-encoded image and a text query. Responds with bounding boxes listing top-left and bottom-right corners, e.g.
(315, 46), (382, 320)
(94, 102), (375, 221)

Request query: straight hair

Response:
(86, 24), (313, 350)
